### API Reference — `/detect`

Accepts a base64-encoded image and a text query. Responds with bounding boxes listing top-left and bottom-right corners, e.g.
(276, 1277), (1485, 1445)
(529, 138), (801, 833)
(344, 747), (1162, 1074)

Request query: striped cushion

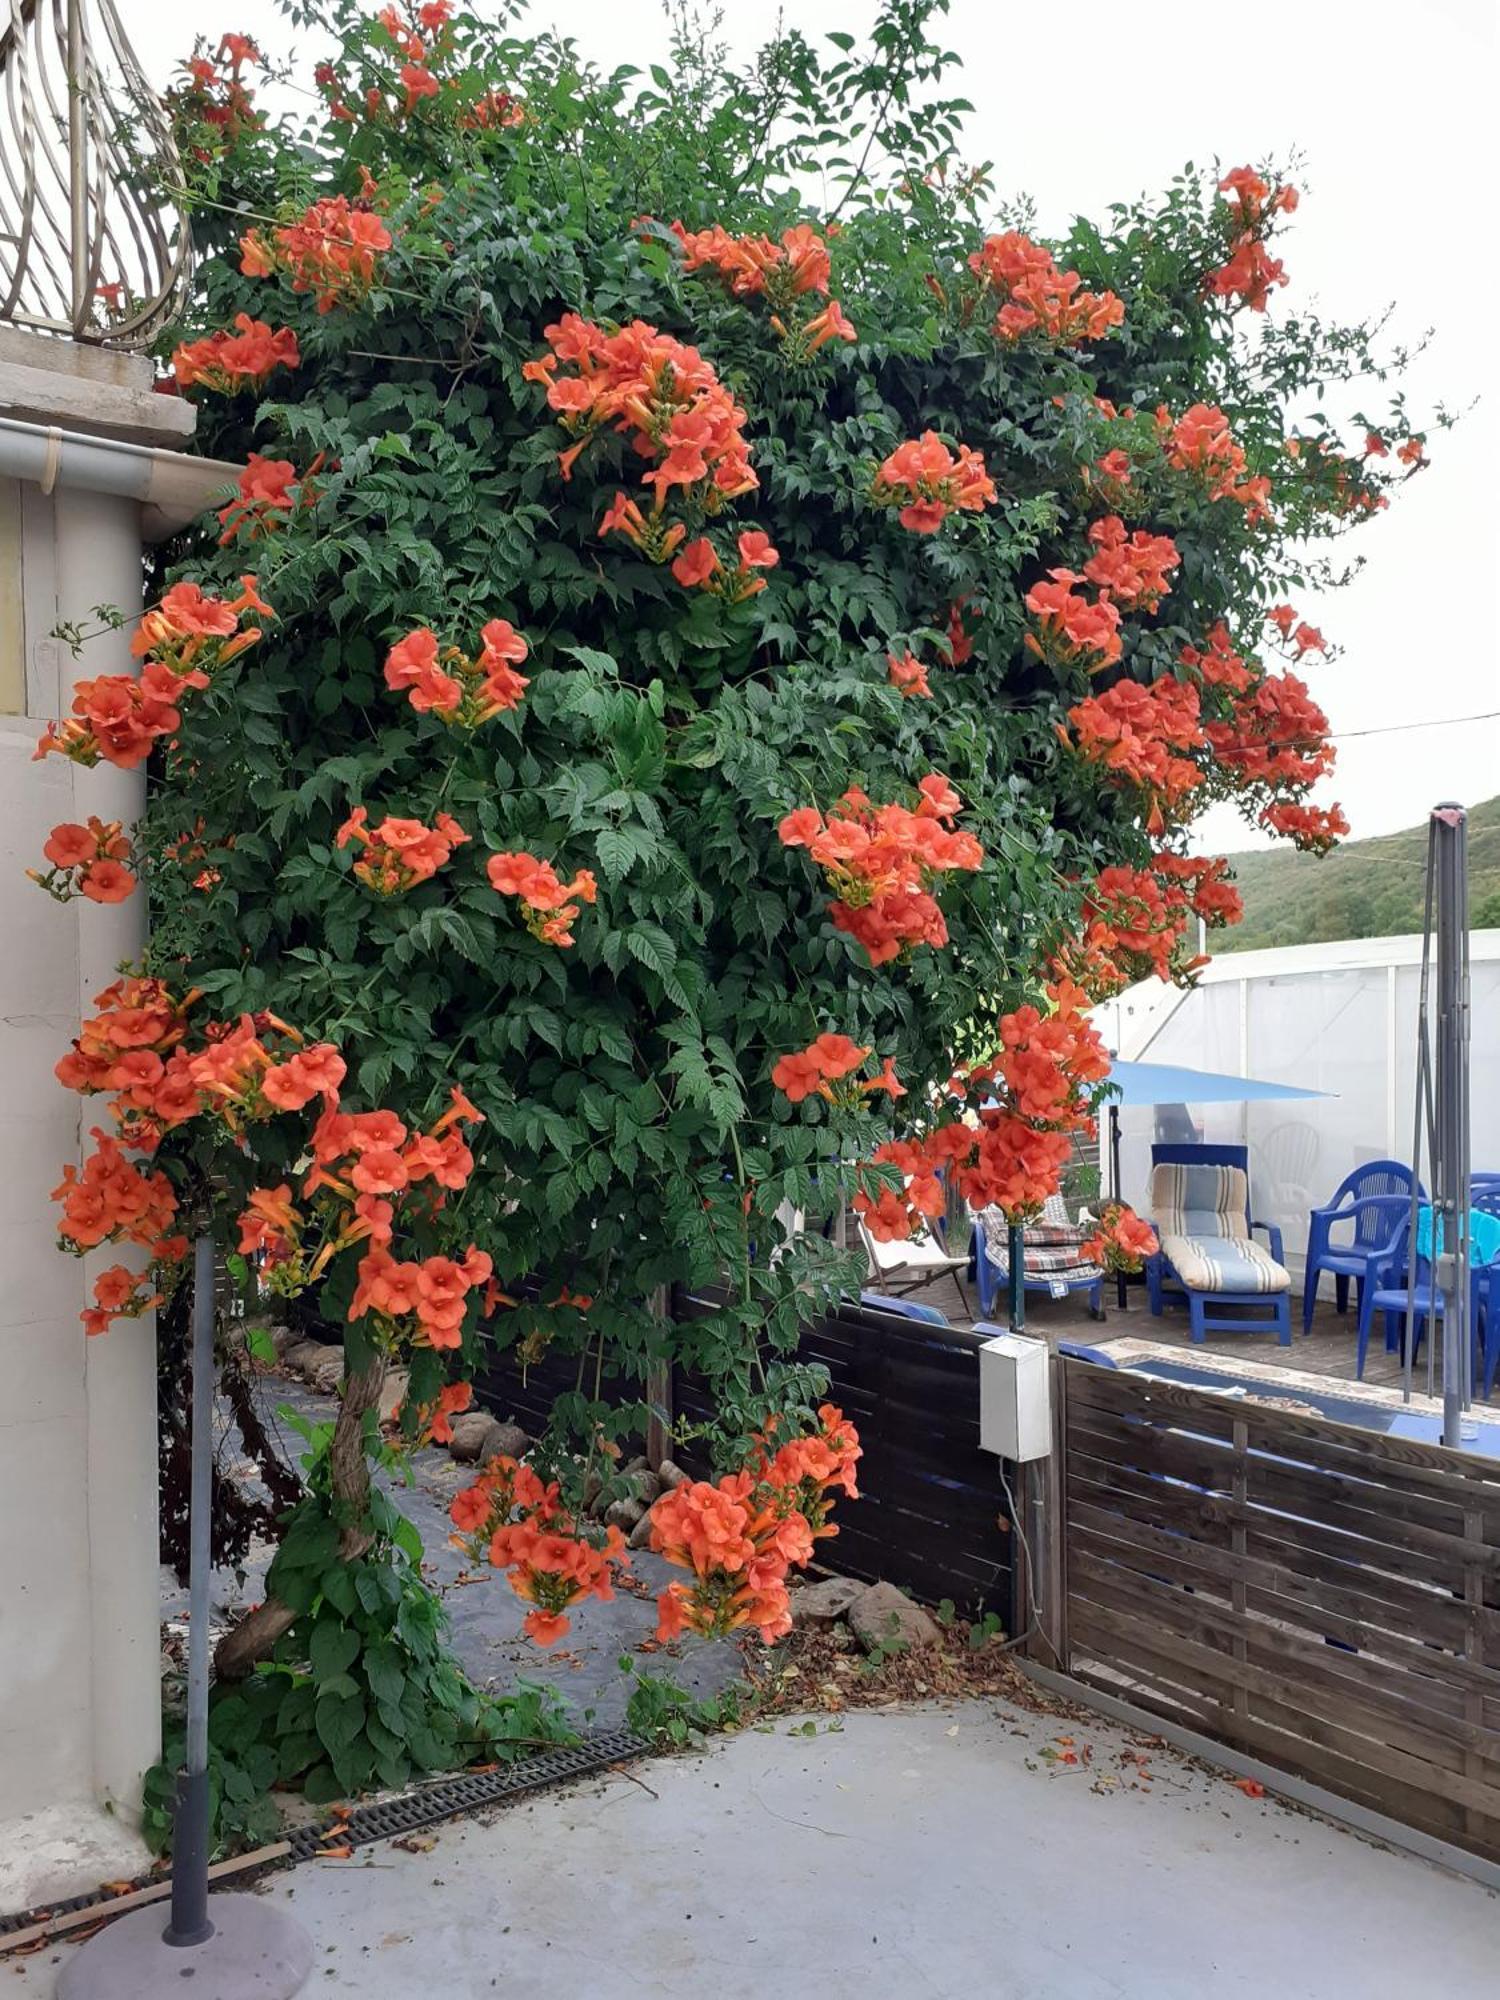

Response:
(1159, 1232), (1289, 1295)
(1150, 1162), (1248, 1240)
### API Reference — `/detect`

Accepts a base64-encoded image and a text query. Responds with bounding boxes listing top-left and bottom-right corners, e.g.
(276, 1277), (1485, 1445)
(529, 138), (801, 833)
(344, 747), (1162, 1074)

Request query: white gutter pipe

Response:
(0, 411), (237, 539)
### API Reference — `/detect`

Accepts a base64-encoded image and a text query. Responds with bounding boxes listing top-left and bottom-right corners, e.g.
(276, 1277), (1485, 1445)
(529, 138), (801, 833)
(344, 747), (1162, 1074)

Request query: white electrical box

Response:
(978, 1332), (1052, 1462)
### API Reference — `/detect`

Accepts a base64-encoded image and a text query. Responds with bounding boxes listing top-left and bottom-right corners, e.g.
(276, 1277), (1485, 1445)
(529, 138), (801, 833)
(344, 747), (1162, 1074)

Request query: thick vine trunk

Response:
(213, 1355), (387, 1682)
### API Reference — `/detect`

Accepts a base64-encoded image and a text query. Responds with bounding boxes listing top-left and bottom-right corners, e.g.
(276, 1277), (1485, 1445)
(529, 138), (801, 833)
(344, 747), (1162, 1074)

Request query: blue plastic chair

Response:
(1145, 1143), (1291, 1344)
(1302, 1160), (1424, 1333)
(1471, 1186), (1500, 1397)
(972, 1223), (1104, 1322)
(1358, 1201), (1499, 1384)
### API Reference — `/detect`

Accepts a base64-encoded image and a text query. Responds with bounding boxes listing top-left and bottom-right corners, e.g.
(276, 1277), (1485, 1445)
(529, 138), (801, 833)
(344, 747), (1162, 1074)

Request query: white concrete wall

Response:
(0, 474), (161, 1906)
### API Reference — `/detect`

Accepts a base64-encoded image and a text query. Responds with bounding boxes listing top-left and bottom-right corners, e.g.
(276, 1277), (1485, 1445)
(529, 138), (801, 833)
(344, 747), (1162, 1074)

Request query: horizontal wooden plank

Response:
(1066, 1592), (1500, 1818)
(1068, 1555), (1500, 1767)
(1068, 1394), (1489, 1540)
(1067, 1640), (1497, 1859)
(1066, 1452), (1485, 1591)
(1064, 1358), (1500, 1486)
(1067, 1507), (1479, 1654)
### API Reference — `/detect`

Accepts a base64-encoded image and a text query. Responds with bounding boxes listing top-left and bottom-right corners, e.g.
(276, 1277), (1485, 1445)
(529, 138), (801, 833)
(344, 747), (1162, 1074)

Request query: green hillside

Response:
(1218, 797), (1500, 953)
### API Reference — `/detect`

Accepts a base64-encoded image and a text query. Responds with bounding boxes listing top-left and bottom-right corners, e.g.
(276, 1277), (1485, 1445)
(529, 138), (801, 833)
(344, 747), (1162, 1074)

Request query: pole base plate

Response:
(57, 1893), (313, 1998)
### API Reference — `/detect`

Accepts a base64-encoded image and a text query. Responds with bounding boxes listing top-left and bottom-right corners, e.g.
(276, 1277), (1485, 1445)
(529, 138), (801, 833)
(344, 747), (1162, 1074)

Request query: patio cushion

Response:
(1150, 1161), (1250, 1240)
(1158, 1231), (1290, 1295)
(979, 1201), (1102, 1298)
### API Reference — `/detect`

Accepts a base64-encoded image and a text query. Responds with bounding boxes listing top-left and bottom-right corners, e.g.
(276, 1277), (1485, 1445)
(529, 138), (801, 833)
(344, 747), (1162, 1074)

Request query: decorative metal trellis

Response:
(0, 0), (191, 348)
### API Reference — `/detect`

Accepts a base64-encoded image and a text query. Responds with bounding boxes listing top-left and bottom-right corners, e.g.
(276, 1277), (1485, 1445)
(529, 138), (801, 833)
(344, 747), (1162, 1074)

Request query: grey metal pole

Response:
(1431, 805), (1470, 1450)
(60, 1222), (312, 1995)
(164, 1233), (216, 1947)
(1008, 1221), (1026, 1334)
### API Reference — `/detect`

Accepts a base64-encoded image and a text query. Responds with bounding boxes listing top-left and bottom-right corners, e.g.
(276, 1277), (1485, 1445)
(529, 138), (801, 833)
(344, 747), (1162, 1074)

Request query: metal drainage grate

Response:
(0, 1730), (645, 1944)
(285, 1727), (645, 1859)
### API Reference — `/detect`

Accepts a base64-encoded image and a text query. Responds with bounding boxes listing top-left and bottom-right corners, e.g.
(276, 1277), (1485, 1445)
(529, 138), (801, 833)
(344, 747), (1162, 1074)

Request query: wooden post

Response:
(645, 1283), (672, 1472)
(1230, 1415), (1250, 1746)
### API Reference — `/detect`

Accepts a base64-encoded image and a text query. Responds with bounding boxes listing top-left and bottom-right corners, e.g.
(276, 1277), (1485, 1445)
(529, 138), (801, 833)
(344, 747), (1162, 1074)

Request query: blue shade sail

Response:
(1104, 1058), (1331, 1107)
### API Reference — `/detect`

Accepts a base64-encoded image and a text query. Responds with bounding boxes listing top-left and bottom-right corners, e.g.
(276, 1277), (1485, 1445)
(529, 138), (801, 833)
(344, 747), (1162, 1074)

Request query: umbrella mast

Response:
(1404, 804), (1471, 1446)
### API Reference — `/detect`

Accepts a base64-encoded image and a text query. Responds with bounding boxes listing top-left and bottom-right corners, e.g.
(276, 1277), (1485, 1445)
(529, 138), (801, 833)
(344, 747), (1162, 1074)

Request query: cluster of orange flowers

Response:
(218, 452), (323, 544)
(172, 313), (301, 393)
(602, 513), (778, 602)
(1064, 677), (1205, 832)
(384, 619), (530, 726)
(1081, 515), (1180, 610)
(1267, 604), (1327, 658)
(1057, 858), (1240, 996)
(1259, 801), (1350, 854)
(486, 851), (598, 947)
(887, 650), (932, 699)
(173, 34), (262, 157)
(1206, 168), (1297, 313)
(1024, 572), (1122, 671)
(771, 1034), (903, 1107)
(241, 194), (393, 313)
(671, 220), (857, 358)
(34, 578), (268, 771)
(450, 1455), (627, 1646)
(1202, 670), (1335, 790)
(336, 807), (469, 894)
(778, 774), (984, 966)
(1179, 621), (1253, 693)
(405, 1377), (473, 1447)
(239, 1085), (489, 1353)
(853, 985), (1108, 1239)
(1158, 403), (1271, 522)
(968, 231), (1125, 345)
(1082, 1202), (1159, 1276)
(523, 314), (757, 535)
(652, 1407), (861, 1643)
(871, 432), (997, 535)
(50, 978), (210, 1331)
(29, 819), (135, 906)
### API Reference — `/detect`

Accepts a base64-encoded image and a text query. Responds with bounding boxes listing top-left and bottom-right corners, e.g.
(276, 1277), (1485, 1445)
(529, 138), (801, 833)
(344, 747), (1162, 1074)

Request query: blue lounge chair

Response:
(1145, 1144), (1291, 1344)
(1302, 1160), (1423, 1333)
(971, 1198), (1105, 1323)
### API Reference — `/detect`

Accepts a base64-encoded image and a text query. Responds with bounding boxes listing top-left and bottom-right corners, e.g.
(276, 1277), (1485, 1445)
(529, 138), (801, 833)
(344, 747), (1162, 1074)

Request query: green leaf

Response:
(309, 1620), (361, 1687)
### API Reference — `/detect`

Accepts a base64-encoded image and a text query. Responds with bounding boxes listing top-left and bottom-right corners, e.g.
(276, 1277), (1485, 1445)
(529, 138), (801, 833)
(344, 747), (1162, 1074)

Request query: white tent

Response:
(1093, 930), (1500, 1273)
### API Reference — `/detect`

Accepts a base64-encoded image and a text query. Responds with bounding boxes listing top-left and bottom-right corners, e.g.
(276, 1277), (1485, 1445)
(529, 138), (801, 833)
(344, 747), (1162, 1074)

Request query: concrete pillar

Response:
(0, 336), (236, 1910)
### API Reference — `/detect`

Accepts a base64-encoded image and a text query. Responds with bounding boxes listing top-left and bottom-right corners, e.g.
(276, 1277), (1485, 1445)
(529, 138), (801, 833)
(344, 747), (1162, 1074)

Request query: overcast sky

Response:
(128, 0), (1498, 849)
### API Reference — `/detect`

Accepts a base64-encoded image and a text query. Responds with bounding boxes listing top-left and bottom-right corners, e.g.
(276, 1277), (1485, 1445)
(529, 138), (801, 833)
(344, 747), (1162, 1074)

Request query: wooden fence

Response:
(1057, 1357), (1500, 1861)
(673, 1293), (1013, 1617)
(471, 1290), (1014, 1616)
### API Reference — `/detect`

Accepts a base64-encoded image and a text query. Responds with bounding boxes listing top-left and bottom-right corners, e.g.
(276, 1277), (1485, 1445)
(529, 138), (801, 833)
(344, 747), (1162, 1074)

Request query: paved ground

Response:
(15, 1701), (1494, 1998)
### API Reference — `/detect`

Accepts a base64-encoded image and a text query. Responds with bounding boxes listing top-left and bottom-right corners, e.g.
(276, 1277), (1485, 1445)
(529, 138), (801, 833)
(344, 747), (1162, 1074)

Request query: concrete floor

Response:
(16, 1701), (1494, 1999)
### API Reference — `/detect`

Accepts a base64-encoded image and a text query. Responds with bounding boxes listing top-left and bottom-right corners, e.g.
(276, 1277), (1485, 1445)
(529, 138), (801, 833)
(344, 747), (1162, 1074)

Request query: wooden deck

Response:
(891, 1269), (1490, 1401)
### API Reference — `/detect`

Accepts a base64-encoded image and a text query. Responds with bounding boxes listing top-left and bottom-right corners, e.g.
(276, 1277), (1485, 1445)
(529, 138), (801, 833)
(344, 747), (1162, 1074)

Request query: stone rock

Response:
(487, 1421), (529, 1462)
(627, 1508), (658, 1550)
(605, 1497), (645, 1532)
(847, 1580), (941, 1654)
(631, 1471), (664, 1507)
(280, 1338), (332, 1378)
(656, 1458), (688, 1489)
(282, 1340), (345, 1393)
(378, 1369), (409, 1425)
(582, 1470), (603, 1512)
(447, 1412), (502, 1464)
(790, 1575), (866, 1627)
(622, 1455), (650, 1479)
